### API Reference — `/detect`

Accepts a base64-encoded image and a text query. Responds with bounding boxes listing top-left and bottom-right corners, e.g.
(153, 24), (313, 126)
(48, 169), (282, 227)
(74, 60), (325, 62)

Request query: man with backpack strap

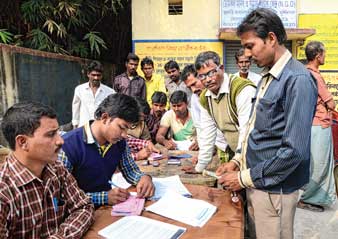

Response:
(194, 51), (256, 173)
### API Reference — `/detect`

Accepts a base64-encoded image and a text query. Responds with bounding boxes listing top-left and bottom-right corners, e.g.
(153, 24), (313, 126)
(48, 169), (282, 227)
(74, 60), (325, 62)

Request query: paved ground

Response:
(294, 196), (338, 239)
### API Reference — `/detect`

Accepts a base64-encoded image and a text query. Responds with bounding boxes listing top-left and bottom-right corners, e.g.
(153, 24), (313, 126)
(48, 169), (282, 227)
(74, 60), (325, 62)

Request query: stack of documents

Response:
(98, 216), (186, 239)
(151, 175), (192, 200)
(146, 190), (217, 227)
(111, 192), (145, 216)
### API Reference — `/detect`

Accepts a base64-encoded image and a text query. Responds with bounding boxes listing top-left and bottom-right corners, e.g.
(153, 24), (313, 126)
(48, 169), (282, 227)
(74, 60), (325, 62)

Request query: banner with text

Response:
(322, 72), (338, 110)
(297, 14), (338, 70)
(220, 0), (297, 28)
(133, 41), (224, 76)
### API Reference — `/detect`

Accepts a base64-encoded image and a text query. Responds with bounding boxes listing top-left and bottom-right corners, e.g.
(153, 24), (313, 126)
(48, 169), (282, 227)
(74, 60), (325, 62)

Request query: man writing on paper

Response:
(0, 102), (94, 238)
(156, 90), (197, 150)
(59, 94), (154, 207)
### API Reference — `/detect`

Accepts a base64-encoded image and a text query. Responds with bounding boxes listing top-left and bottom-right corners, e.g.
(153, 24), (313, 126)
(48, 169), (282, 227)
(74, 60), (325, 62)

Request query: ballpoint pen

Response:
(202, 169), (240, 203)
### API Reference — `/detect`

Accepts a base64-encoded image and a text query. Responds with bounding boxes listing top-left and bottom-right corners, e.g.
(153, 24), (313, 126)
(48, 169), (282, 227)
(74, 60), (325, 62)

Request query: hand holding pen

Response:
(108, 180), (130, 205)
(202, 170), (240, 203)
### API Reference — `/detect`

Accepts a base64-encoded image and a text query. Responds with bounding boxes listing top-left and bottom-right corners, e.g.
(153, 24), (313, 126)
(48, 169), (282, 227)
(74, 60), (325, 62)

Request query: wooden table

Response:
(83, 184), (244, 239)
(136, 149), (221, 187)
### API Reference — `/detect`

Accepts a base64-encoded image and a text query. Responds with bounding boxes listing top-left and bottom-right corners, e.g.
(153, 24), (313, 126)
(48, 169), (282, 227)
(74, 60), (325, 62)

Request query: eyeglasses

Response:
(197, 66), (220, 81)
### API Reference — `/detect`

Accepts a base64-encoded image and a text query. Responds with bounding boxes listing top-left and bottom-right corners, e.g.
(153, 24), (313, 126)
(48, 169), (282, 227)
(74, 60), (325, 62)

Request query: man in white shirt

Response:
(194, 51), (256, 173)
(72, 61), (115, 128)
(234, 48), (261, 86)
(181, 64), (227, 169)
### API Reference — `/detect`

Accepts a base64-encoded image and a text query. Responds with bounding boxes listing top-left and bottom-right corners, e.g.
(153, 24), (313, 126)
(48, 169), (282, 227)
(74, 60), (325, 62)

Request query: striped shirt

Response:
(234, 50), (317, 193)
(0, 153), (94, 238)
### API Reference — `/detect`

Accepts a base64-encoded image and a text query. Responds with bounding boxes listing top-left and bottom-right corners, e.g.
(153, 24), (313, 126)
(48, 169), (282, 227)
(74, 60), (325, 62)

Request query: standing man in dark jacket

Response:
(112, 53), (146, 99)
(217, 8), (317, 239)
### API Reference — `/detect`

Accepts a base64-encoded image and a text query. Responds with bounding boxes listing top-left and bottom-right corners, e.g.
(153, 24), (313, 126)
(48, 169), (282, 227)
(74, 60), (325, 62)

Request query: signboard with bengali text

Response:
(297, 14), (338, 70)
(220, 0), (297, 28)
(133, 40), (224, 76)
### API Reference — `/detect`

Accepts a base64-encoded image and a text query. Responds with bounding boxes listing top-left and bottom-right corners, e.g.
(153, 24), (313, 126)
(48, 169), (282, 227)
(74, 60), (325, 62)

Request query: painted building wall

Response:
(298, 0), (338, 13)
(132, 0), (219, 40)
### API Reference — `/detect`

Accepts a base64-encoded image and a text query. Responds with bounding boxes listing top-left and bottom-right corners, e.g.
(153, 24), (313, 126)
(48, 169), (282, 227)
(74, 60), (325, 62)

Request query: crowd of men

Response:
(0, 8), (336, 239)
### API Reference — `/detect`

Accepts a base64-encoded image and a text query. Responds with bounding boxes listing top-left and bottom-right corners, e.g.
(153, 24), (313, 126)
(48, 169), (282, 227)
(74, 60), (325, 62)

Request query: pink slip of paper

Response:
(111, 195), (145, 216)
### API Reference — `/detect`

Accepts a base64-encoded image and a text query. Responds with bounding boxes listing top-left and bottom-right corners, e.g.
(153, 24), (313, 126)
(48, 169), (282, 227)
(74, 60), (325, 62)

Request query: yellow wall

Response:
(132, 0), (219, 40)
(298, 0), (338, 14)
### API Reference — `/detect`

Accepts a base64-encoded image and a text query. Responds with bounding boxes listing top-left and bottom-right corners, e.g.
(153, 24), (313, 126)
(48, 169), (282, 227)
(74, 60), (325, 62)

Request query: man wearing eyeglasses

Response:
(193, 51), (256, 173)
(58, 94), (154, 207)
(234, 48), (261, 86)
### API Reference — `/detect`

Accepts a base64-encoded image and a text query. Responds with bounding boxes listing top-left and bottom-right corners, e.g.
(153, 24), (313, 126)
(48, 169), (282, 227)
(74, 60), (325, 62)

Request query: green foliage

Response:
(0, 29), (13, 44)
(83, 32), (107, 57)
(7, 0), (128, 58)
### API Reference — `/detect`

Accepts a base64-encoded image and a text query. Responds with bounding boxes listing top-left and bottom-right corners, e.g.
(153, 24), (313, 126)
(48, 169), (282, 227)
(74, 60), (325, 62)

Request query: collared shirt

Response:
(72, 82), (115, 127)
(143, 73), (167, 106)
(307, 65), (334, 128)
(126, 136), (149, 160)
(165, 78), (192, 101)
(195, 73), (256, 172)
(0, 153), (94, 238)
(146, 109), (165, 143)
(237, 50), (317, 193)
(112, 72), (146, 99)
(58, 121), (145, 206)
(160, 110), (196, 141)
(190, 93), (228, 150)
(234, 71), (262, 86)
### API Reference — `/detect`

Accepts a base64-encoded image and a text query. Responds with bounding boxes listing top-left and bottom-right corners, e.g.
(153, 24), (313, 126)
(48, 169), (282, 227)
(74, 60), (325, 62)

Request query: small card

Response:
(111, 194), (145, 216)
(169, 154), (192, 159)
(149, 152), (164, 160)
(167, 158), (181, 165)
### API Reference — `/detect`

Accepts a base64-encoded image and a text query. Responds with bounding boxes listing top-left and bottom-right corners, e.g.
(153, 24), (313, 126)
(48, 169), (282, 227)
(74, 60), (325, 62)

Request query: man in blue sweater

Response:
(59, 93), (154, 207)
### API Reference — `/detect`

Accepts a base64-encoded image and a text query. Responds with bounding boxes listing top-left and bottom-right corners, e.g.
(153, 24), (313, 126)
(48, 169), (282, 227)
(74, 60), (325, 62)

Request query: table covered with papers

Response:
(83, 184), (244, 239)
(136, 149), (220, 187)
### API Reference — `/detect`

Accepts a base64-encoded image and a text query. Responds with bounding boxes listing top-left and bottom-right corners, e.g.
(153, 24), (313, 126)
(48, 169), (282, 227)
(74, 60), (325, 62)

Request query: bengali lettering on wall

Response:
(322, 72), (338, 110)
(133, 41), (224, 76)
(220, 0), (297, 28)
(297, 14), (338, 70)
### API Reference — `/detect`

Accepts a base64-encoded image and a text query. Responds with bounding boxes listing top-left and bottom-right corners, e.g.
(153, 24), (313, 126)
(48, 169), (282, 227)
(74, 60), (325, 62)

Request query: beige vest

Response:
(209, 96), (238, 152)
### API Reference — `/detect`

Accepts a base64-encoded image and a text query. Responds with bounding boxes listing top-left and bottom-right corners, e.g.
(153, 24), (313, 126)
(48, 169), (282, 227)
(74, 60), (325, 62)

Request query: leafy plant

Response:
(0, 29), (13, 44)
(4, 0), (128, 58)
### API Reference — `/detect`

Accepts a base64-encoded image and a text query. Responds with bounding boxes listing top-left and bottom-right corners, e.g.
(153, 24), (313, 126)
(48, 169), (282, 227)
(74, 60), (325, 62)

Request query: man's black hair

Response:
(195, 51), (221, 71)
(151, 91), (167, 105)
(140, 57), (154, 68)
(236, 8), (287, 45)
(95, 93), (139, 124)
(170, 90), (187, 104)
(181, 64), (196, 81)
(135, 97), (150, 115)
(126, 52), (140, 63)
(2, 101), (57, 150)
(164, 60), (180, 72)
(87, 60), (103, 73)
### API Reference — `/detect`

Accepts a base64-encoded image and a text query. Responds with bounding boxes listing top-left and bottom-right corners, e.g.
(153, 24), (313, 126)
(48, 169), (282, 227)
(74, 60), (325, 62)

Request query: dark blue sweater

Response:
(61, 127), (125, 193)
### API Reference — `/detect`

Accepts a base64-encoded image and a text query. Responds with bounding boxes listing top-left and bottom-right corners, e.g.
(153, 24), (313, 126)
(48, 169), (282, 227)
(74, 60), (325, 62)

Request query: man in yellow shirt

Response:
(141, 57), (167, 106)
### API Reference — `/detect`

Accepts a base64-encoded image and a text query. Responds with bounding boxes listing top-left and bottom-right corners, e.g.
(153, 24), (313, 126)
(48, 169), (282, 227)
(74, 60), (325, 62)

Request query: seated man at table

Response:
(0, 102), (94, 238)
(146, 91), (168, 143)
(59, 93), (155, 207)
(127, 97), (160, 161)
(156, 90), (198, 150)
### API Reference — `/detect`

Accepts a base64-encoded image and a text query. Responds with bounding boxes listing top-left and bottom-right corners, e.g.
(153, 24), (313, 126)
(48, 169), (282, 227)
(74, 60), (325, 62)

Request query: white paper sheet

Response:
(173, 139), (192, 151)
(98, 216), (186, 239)
(151, 175), (191, 200)
(146, 190), (217, 227)
(111, 172), (131, 189)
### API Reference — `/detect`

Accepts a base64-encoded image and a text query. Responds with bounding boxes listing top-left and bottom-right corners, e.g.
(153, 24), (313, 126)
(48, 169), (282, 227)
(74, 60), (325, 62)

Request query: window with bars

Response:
(168, 0), (183, 15)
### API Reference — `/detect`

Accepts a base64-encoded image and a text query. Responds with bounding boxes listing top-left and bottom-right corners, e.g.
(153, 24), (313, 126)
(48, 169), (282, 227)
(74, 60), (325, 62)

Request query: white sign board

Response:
(220, 0), (297, 28)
